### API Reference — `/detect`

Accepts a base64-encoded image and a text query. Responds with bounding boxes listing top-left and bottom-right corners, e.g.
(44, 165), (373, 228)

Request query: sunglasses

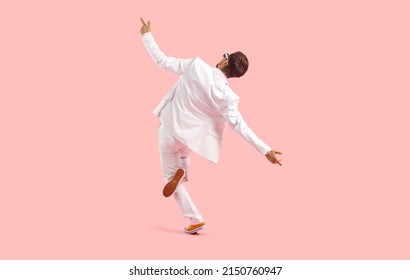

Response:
(223, 52), (229, 60)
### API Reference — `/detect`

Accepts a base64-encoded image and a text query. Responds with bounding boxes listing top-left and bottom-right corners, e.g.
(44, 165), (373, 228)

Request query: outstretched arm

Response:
(140, 18), (193, 74)
(222, 91), (282, 166)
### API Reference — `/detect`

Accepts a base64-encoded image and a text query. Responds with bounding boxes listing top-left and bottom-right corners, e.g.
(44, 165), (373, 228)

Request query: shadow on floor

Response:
(149, 225), (205, 237)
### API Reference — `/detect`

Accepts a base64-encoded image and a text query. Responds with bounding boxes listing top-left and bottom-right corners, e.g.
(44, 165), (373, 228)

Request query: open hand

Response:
(265, 150), (283, 166)
(140, 18), (151, 35)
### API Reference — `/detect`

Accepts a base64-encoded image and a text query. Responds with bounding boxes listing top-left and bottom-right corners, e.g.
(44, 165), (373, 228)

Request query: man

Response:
(140, 18), (282, 234)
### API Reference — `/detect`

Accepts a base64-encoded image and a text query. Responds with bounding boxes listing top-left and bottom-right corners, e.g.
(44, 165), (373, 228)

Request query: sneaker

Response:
(184, 222), (206, 234)
(162, 168), (185, 197)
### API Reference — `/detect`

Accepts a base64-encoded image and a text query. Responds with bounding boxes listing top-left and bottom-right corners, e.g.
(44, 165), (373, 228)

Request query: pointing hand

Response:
(265, 150), (283, 166)
(140, 18), (151, 35)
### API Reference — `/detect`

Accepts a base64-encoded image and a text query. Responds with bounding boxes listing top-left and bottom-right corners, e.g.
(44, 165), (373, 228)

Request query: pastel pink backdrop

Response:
(1, 0), (409, 259)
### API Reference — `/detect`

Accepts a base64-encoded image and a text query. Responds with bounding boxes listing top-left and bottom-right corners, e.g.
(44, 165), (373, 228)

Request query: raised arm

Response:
(140, 18), (193, 74)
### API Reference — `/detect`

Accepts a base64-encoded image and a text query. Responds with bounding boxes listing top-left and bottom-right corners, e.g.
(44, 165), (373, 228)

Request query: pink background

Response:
(1, 0), (409, 259)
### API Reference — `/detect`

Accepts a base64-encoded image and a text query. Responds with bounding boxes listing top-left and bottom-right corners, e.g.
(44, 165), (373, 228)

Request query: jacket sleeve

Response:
(142, 32), (193, 74)
(221, 90), (272, 156)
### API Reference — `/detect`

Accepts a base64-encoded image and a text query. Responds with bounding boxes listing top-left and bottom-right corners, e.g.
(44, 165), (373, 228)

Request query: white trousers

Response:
(158, 124), (203, 224)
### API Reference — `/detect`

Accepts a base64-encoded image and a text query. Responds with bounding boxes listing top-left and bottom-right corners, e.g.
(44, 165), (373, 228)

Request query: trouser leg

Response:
(179, 148), (190, 181)
(158, 125), (203, 224)
(173, 183), (203, 224)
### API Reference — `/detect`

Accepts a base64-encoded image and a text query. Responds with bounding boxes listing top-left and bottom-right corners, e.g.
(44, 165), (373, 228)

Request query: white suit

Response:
(142, 32), (271, 223)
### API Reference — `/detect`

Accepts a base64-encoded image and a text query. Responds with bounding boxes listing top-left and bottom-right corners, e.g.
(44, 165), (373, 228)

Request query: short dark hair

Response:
(225, 51), (249, 78)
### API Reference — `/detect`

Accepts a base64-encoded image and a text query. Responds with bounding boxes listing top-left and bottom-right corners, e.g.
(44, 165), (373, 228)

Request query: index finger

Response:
(140, 17), (148, 26)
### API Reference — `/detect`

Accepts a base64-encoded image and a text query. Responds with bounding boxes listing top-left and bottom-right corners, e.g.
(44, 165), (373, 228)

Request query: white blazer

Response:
(142, 32), (271, 164)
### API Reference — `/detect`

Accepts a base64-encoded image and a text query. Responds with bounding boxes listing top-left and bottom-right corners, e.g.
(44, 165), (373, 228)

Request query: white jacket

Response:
(142, 32), (271, 163)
